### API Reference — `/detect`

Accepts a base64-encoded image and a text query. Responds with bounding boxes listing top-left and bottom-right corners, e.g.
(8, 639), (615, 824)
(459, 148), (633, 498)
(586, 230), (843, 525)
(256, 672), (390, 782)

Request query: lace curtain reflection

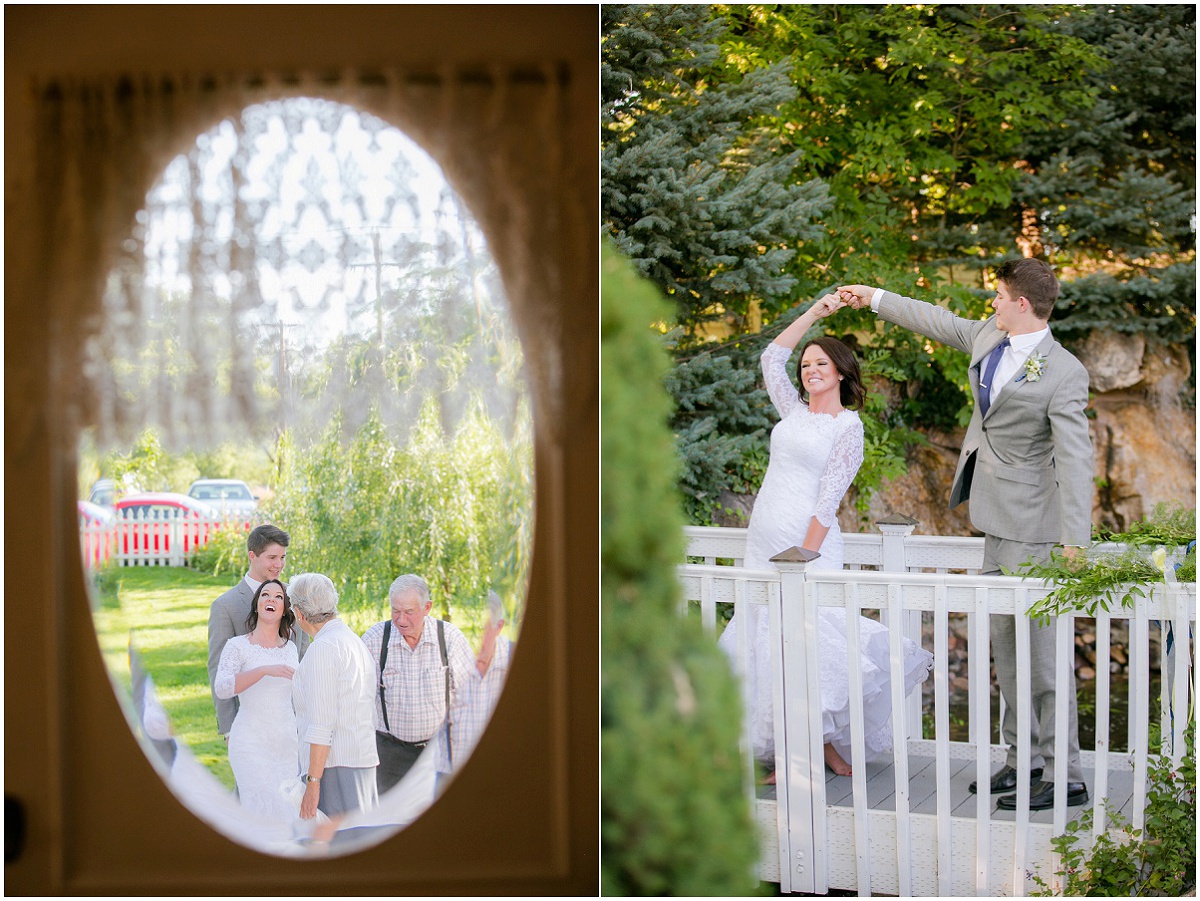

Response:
(29, 67), (567, 452)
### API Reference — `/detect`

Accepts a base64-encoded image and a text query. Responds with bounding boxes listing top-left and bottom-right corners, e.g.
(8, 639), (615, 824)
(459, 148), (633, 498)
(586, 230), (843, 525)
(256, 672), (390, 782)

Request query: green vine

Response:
(1097, 503), (1198, 548)
(1019, 504), (1196, 621)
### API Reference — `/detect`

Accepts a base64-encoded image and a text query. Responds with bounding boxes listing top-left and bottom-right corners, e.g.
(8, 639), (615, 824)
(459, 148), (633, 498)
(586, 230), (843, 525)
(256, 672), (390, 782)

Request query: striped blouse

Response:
(292, 619), (379, 770)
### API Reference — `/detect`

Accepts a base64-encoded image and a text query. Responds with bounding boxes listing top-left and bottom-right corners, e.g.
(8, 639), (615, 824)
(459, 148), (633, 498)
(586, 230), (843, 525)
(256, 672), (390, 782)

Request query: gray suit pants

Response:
(983, 535), (1084, 782)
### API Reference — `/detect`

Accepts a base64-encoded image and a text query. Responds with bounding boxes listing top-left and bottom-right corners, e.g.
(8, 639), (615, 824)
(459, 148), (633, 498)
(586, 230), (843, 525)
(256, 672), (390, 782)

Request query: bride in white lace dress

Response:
(214, 579), (302, 822)
(718, 294), (933, 778)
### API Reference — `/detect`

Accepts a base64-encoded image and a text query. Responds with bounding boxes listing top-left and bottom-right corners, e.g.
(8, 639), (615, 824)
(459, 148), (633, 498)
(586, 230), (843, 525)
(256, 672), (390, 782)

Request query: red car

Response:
(113, 492), (219, 565)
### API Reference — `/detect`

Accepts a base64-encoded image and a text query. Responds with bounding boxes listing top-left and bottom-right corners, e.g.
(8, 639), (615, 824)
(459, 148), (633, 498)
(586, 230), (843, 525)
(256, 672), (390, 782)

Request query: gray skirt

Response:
(316, 765), (379, 818)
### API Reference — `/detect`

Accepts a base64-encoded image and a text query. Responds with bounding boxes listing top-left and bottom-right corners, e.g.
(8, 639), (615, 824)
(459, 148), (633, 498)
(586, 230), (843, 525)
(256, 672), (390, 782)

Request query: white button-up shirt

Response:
(986, 326), (1048, 407)
(292, 618), (379, 770)
(440, 635), (513, 774)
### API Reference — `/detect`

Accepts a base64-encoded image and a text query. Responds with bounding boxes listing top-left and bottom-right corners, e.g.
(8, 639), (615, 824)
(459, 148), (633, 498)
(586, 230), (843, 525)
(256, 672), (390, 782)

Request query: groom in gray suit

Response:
(839, 258), (1093, 810)
(207, 523), (310, 737)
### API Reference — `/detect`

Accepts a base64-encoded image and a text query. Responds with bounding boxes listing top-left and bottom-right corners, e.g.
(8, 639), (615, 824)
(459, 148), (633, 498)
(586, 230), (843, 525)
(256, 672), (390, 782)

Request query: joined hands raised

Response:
(836, 285), (877, 310)
(809, 293), (847, 319)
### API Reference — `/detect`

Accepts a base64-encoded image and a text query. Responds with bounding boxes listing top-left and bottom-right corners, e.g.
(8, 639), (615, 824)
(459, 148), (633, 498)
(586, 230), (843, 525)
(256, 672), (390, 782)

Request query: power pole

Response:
(348, 227), (404, 349)
(451, 192), (486, 329)
(274, 320), (301, 430)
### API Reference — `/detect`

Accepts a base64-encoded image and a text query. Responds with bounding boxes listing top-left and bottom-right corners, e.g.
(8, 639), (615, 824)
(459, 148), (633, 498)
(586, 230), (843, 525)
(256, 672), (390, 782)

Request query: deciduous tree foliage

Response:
(716, 4), (1105, 293)
(269, 398), (531, 630)
(604, 4), (1196, 526)
(601, 244), (757, 895)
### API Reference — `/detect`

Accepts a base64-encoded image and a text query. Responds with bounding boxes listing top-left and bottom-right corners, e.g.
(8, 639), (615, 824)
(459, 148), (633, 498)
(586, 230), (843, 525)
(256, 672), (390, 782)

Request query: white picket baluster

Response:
(671, 526), (1196, 896)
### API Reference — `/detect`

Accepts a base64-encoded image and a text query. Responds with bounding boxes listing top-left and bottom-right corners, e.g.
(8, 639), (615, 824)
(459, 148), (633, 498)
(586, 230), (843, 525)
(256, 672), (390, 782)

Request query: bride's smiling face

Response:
(257, 583), (286, 624)
(799, 345), (842, 401)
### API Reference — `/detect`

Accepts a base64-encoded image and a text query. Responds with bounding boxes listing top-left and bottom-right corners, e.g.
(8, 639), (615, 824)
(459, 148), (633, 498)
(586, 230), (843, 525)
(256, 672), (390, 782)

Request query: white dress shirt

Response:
(292, 618), (379, 770)
(440, 635), (513, 774)
(986, 327), (1049, 408)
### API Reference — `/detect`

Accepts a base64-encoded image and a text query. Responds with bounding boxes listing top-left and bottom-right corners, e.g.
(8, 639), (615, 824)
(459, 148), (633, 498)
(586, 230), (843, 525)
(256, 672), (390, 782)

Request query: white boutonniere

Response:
(1020, 352), (1047, 383)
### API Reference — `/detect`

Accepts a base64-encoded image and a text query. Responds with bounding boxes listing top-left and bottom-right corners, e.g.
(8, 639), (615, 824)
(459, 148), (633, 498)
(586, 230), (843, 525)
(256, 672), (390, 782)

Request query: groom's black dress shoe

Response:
(968, 765), (1043, 794)
(997, 780), (1088, 811)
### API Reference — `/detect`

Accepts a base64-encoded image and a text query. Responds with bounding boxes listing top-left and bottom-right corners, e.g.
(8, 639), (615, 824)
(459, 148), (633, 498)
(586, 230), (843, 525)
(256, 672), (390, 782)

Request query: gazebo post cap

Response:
(876, 514), (920, 527)
(770, 546), (821, 564)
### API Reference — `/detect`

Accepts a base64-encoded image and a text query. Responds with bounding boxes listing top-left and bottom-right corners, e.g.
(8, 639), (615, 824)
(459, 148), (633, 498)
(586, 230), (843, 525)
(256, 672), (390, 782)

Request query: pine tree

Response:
(1016, 5), (1196, 357)
(665, 342), (772, 522)
(603, 5), (839, 525)
(602, 4), (833, 335)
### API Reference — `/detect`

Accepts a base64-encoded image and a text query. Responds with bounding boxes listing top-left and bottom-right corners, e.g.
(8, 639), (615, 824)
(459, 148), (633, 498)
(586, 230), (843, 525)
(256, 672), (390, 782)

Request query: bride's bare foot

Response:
(763, 770), (776, 785)
(825, 744), (852, 776)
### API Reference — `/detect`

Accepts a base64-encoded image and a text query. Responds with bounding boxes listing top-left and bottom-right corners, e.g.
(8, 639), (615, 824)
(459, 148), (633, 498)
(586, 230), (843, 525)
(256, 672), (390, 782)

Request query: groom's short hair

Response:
(247, 523), (289, 555)
(996, 258), (1059, 320)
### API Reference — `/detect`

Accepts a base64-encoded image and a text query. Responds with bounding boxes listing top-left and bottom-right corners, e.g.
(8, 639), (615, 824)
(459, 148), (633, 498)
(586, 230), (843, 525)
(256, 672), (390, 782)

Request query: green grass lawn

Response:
(90, 566), (397, 792)
(92, 566), (244, 789)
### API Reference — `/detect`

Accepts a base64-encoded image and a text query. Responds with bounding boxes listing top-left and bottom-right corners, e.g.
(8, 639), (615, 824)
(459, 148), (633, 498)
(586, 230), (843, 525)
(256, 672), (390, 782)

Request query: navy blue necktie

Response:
(978, 337), (1010, 418)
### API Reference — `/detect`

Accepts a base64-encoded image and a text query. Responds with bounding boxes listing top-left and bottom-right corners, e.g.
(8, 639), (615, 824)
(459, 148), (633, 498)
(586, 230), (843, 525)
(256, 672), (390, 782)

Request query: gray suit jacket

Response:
(877, 292), (1094, 546)
(207, 577), (310, 734)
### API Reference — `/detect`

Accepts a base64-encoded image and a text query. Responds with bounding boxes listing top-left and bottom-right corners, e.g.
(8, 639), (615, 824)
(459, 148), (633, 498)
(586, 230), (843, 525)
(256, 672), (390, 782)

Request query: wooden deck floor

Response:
(760, 752), (1135, 825)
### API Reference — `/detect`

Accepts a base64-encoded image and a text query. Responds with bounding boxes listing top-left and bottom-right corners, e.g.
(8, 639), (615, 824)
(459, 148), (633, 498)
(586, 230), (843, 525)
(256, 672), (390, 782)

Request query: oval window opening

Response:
(78, 97), (532, 857)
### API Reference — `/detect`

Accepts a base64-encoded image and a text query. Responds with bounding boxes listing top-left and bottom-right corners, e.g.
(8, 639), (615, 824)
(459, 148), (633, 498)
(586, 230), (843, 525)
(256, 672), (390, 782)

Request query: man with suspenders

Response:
(361, 574), (475, 794)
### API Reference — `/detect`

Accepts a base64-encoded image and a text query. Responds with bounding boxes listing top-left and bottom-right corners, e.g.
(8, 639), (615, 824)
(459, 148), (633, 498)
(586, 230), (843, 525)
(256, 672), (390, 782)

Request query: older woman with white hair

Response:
(289, 573), (380, 826)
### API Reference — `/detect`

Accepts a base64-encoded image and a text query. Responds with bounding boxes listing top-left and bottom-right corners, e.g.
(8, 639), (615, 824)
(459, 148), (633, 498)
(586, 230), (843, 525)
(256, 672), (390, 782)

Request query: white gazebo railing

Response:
(679, 520), (1196, 897)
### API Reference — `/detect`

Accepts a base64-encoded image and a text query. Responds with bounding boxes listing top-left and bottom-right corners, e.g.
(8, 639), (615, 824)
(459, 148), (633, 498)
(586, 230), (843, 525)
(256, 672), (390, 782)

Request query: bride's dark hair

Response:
(797, 336), (867, 410)
(245, 578), (296, 641)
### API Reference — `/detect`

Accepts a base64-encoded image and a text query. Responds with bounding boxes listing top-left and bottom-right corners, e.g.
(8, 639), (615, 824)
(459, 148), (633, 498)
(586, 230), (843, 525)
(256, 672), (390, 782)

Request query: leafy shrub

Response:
(602, 245), (758, 895)
(1032, 724), (1196, 896)
(90, 559), (122, 609)
(189, 525), (251, 578)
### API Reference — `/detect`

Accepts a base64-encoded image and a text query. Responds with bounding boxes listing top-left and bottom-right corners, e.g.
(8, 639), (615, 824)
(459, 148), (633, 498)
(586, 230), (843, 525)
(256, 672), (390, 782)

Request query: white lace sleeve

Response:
(214, 637), (243, 700)
(813, 416), (865, 527)
(761, 343), (799, 418)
